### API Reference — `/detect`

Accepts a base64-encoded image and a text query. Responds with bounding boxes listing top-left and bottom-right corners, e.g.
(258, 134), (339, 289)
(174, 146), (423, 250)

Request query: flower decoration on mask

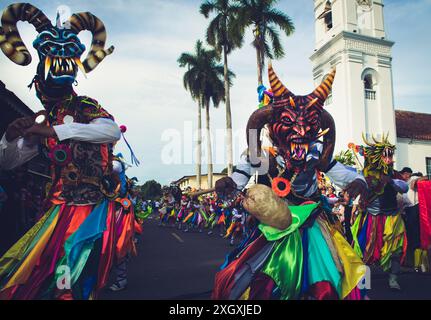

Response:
(257, 85), (273, 108)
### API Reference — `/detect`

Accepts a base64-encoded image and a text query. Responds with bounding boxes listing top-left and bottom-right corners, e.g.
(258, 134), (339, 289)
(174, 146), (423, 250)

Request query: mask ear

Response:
(246, 105), (273, 160)
(317, 110), (336, 172)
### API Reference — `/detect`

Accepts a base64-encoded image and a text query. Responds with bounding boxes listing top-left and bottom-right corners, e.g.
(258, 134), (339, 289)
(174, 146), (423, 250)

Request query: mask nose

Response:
(293, 125), (310, 136)
(58, 45), (66, 57)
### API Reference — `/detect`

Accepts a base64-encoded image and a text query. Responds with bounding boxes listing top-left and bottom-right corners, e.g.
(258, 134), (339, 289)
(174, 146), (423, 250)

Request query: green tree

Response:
(236, 0), (295, 85)
(200, 0), (243, 177)
(140, 180), (162, 200)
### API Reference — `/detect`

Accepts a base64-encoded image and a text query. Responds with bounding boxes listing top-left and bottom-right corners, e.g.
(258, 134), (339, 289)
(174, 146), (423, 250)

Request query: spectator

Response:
(399, 167), (413, 182)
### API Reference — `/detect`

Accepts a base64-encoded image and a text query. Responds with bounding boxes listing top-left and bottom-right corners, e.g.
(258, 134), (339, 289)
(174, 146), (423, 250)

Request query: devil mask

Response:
(0, 3), (114, 88)
(362, 133), (395, 176)
(247, 63), (337, 172)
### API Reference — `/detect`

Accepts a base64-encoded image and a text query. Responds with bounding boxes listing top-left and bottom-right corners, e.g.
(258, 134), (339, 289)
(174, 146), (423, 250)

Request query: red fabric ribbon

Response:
(418, 180), (431, 250)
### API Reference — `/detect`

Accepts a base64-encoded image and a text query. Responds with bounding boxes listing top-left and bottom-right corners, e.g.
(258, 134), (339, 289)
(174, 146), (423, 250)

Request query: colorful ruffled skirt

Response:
(0, 199), (131, 300)
(212, 202), (366, 300)
(351, 211), (407, 271)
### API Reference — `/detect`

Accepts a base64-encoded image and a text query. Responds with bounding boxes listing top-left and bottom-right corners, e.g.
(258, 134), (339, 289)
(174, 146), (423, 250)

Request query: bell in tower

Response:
(318, 0), (333, 31)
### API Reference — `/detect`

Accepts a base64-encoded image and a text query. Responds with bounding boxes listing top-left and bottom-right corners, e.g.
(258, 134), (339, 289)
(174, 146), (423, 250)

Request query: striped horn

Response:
(312, 68), (336, 101)
(0, 3), (52, 65)
(68, 12), (114, 73)
(268, 61), (292, 98)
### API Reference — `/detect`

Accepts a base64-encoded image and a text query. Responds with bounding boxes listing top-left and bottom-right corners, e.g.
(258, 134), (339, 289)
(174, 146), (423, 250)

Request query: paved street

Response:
(101, 218), (431, 300)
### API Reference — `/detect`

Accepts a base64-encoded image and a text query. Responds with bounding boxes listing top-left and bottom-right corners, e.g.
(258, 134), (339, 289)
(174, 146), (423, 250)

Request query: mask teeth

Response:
(44, 56), (51, 80)
(304, 144), (309, 154)
(74, 57), (87, 78)
(290, 143), (295, 154)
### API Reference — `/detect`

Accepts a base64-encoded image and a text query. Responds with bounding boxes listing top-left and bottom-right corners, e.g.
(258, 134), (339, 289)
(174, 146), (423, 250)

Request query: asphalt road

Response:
(100, 217), (431, 300)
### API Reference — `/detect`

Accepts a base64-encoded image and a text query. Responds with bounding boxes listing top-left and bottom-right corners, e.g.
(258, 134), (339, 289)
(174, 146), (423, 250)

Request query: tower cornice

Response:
(310, 30), (394, 62)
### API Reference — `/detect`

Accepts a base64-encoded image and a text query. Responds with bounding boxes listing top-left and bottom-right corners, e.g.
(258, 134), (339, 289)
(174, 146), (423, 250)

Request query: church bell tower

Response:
(310, 0), (397, 153)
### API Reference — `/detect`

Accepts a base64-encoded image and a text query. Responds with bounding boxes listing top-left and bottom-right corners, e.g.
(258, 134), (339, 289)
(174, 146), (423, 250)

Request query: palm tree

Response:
(236, 0), (295, 85)
(178, 40), (234, 189)
(200, 0), (243, 177)
(178, 41), (207, 189)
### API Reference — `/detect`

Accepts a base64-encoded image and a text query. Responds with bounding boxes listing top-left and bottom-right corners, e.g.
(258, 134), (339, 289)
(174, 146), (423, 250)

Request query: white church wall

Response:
(396, 138), (431, 174)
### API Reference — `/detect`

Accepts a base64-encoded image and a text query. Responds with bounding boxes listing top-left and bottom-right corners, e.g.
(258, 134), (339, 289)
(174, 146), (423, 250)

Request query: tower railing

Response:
(365, 89), (376, 100)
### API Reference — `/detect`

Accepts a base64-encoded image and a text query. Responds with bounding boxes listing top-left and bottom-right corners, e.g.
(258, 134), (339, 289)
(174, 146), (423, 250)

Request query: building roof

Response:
(172, 173), (227, 185)
(395, 110), (431, 141)
(0, 81), (34, 117)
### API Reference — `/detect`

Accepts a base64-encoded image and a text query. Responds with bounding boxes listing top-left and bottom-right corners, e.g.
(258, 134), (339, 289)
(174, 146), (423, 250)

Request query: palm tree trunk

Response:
(223, 46), (233, 176)
(254, 26), (263, 86)
(256, 46), (263, 85)
(205, 100), (213, 189)
(196, 98), (202, 189)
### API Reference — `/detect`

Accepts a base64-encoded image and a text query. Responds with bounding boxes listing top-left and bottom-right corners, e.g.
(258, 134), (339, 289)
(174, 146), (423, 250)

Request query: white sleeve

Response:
(112, 160), (123, 173)
(0, 134), (39, 170)
(53, 118), (121, 144)
(231, 153), (252, 190)
(325, 161), (366, 189)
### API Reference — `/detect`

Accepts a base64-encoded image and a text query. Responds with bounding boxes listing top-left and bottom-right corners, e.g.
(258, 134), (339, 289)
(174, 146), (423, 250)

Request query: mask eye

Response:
(281, 117), (293, 126)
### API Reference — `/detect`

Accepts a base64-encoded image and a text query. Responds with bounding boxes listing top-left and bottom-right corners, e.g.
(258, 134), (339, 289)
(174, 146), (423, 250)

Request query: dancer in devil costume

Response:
(0, 3), (119, 299)
(212, 64), (368, 300)
(350, 135), (409, 290)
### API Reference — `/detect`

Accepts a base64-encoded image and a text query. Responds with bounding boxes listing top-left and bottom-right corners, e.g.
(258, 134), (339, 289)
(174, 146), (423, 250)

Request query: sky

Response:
(0, 0), (430, 185)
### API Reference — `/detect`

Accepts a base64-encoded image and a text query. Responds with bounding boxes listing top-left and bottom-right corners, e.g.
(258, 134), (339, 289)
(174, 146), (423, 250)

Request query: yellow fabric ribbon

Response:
(0, 206), (55, 278)
(380, 213), (405, 271)
(331, 228), (367, 299)
(3, 209), (60, 289)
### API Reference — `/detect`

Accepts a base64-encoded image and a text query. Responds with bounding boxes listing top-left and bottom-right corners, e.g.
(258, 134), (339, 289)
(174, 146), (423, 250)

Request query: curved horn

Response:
(268, 61), (292, 98)
(68, 12), (114, 73)
(362, 132), (373, 146)
(312, 68), (336, 101)
(317, 110), (336, 171)
(0, 3), (52, 65)
(246, 105), (273, 161)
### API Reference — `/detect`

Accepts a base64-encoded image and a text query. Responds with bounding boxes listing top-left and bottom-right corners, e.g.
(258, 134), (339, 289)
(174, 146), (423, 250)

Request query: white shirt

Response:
(0, 118), (121, 170)
(405, 176), (420, 207)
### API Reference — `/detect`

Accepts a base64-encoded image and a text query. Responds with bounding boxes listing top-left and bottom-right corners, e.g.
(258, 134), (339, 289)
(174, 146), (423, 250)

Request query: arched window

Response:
(363, 74), (373, 90)
(361, 69), (378, 100)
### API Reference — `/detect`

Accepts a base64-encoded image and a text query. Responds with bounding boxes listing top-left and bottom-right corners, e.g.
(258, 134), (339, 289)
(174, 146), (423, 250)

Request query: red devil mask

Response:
(247, 63), (337, 172)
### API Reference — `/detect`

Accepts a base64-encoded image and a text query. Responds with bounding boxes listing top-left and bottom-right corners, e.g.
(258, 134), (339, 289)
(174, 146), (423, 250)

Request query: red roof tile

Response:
(396, 110), (431, 141)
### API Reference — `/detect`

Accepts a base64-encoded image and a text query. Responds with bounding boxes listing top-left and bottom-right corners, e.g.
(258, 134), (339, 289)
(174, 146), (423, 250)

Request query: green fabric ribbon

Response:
(259, 202), (319, 300)
(261, 230), (303, 300)
(258, 202), (319, 241)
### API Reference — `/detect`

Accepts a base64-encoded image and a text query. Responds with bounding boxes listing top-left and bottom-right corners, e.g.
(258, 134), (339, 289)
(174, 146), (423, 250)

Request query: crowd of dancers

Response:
(140, 189), (251, 246)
